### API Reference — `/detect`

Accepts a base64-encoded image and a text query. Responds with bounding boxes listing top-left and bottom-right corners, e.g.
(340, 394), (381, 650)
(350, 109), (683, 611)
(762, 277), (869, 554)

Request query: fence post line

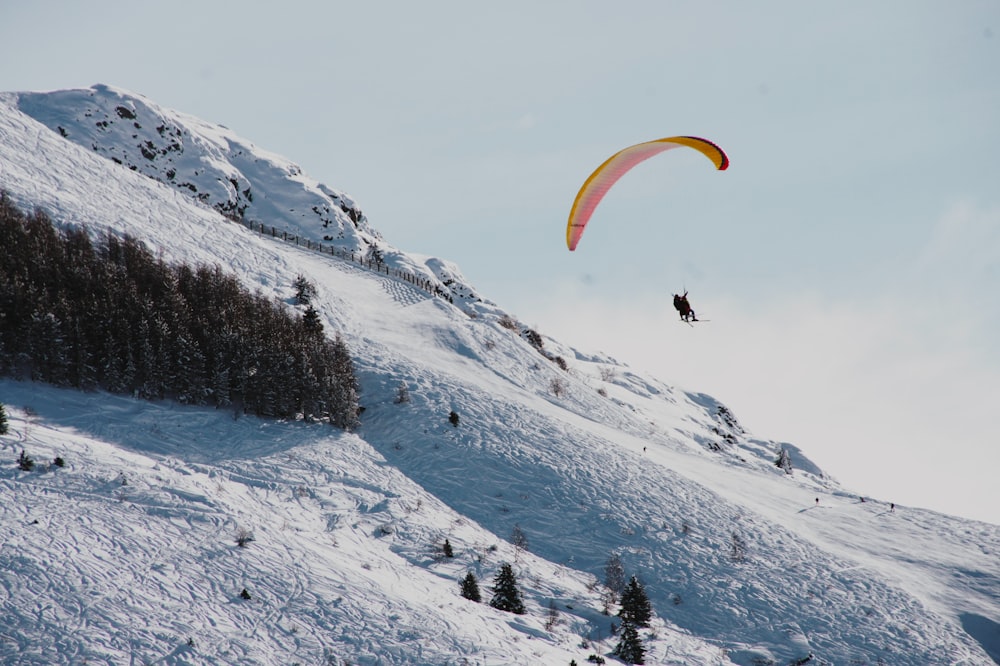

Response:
(242, 219), (448, 302)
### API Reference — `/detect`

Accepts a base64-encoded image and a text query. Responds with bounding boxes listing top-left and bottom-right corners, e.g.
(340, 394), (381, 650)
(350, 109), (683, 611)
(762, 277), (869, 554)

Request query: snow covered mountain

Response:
(1, 85), (998, 665)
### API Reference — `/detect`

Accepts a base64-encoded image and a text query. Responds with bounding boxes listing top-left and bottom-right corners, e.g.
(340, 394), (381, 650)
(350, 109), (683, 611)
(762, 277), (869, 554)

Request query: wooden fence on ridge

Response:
(237, 218), (453, 303)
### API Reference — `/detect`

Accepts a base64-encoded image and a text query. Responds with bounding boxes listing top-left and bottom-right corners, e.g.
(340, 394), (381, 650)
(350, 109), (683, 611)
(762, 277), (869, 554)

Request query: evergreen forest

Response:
(0, 194), (359, 428)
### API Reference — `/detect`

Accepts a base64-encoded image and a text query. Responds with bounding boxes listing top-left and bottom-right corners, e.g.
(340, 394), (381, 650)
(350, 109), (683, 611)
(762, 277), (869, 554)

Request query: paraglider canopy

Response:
(566, 136), (728, 251)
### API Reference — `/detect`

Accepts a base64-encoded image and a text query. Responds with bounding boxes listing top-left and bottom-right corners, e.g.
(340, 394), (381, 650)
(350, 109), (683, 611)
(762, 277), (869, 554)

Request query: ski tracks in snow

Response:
(378, 275), (430, 307)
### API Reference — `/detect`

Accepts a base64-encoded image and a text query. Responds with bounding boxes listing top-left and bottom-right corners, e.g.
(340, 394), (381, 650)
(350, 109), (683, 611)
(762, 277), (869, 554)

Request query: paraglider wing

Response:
(566, 136), (728, 251)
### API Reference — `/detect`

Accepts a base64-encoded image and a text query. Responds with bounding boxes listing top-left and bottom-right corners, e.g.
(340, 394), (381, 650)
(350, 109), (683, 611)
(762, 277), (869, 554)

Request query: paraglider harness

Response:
(673, 291), (697, 322)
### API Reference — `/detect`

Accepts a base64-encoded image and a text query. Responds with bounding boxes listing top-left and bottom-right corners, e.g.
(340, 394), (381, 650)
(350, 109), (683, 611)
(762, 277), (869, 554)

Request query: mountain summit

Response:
(2, 85), (998, 665)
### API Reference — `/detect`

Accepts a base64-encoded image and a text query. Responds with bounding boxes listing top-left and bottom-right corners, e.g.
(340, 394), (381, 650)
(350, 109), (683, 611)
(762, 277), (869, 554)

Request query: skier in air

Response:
(673, 291), (697, 322)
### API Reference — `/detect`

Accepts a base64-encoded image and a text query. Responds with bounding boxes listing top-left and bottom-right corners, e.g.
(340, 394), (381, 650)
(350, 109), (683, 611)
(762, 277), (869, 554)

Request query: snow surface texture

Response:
(1, 85), (998, 665)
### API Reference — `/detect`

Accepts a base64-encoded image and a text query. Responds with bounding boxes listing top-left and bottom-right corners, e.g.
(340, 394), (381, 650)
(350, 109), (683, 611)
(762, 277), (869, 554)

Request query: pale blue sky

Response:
(2, 1), (998, 523)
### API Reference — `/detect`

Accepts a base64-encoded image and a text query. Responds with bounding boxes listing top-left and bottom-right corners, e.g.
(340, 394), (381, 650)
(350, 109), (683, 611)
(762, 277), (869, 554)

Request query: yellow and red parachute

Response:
(566, 136), (729, 251)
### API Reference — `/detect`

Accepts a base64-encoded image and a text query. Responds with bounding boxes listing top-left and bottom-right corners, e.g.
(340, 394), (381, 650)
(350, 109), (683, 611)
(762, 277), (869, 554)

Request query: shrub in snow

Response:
(730, 531), (748, 563)
(545, 598), (560, 631)
(53, 456), (65, 468)
(235, 527), (255, 548)
(497, 314), (519, 331)
(511, 524), (529, 555)
(604, 553), (626, 600)
(0, 403), (8, 435)
(442, 538), (454, 558)
(448, 410), (460, 427)
(18, 450), (34, 472)
(239, 588), (251, 600)
(394, 382), (410, 404)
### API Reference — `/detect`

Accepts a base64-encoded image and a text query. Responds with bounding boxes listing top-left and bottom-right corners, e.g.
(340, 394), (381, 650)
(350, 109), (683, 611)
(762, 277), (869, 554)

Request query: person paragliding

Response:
(673, 291), (697, 322)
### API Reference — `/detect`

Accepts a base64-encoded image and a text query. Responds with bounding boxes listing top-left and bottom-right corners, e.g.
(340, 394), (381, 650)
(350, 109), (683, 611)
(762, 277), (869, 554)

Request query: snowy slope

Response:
(1, 87), (998, 666)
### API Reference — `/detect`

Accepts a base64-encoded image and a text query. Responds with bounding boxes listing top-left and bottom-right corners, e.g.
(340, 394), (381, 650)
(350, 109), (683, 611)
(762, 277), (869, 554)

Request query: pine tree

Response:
(292, 275), (316, 305)
(0, 403), (8, 435)
(301, 306), (324, 335)
(618, 575), (652, 628)
(775, 448), (793, 474)
(613, 621), (646, 664)
(328, 333), (360, 430)
(460, 572), (481, 602)
(489, 562), (525, 614)
(442, 538), (454, 558)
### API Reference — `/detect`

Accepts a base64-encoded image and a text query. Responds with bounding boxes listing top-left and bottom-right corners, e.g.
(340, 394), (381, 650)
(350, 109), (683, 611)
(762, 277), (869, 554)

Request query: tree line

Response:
(0, 193), (359, 428)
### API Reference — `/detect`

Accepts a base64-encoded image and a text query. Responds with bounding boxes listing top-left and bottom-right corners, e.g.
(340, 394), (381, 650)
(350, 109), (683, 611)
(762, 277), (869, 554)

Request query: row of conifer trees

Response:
(0, 193), (359, 428)
(453, 545), (651, 665)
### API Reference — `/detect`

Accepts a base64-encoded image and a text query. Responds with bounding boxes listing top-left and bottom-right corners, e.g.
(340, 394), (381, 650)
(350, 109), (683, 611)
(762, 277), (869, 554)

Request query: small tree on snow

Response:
(394, 382), (410, 404)
(0, 403), (8, 435)
(511, 524), (528, 560)
(18, 450), (35, 472)
(489, 562), (525, 614)
(460, 572), (482, 602)
(775, 448), (793, 474)
(730, 530), (748, 563)
(293, 275), (317, 305)
(604, 553), (627, 600)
